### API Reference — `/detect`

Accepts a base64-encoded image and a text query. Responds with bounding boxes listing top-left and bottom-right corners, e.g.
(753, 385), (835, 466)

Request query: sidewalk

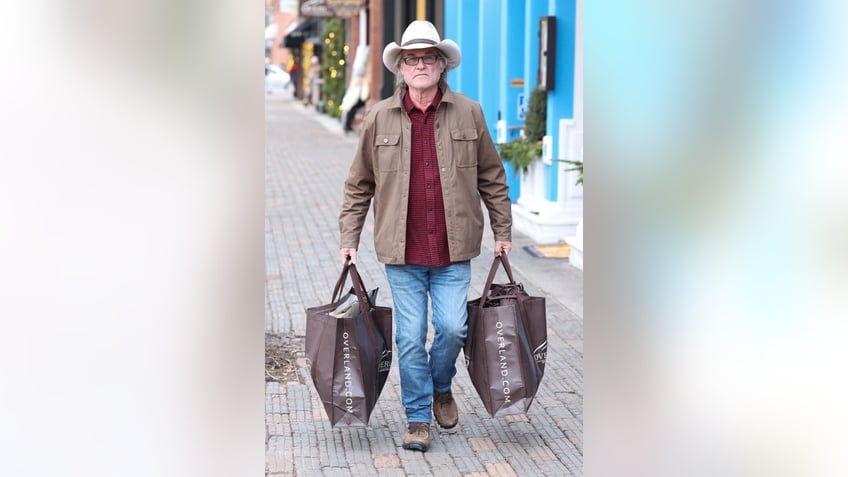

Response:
(265, 91), (583, 476)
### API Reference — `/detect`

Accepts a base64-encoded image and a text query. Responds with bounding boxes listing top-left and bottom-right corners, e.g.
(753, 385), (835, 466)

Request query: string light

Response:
(318, 18), (346, 119)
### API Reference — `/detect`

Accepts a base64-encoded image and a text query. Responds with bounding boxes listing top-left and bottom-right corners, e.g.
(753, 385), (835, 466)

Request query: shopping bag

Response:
(305, 261), (393, 427)
(464, 253), (547, 417)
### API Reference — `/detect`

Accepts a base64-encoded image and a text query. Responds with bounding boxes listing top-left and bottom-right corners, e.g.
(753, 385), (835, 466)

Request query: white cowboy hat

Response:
(382, 20), (461, 74)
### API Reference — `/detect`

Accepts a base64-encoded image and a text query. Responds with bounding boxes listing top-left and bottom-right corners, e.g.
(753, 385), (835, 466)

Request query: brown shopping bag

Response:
(464, 253), (547, 418)
(305, 261), (393, 427)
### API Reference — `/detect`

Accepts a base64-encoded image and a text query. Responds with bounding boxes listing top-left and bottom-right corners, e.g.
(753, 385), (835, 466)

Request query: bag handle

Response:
(330, 259), (375, 309)
(331, 258), (378, 324)
(330, 259), (352, 303)
(345, 262), (382, 347)
(479, 253), (519, 308)
(479, 254), (536, 326)
(347, 261), (375, 310)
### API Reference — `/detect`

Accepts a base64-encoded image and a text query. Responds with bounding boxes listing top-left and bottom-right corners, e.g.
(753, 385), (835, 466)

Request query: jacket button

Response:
(383, 138), (388, 144)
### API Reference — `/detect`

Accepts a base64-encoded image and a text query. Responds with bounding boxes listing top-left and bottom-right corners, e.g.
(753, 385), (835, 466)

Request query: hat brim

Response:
(382, 39), (461, 75)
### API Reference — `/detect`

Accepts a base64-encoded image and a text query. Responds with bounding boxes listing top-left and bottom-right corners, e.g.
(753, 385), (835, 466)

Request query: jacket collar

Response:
(387, 83), (457, 110)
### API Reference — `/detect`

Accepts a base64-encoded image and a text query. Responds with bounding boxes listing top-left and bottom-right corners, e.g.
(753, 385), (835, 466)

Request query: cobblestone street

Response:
(265, 92), (583, 476)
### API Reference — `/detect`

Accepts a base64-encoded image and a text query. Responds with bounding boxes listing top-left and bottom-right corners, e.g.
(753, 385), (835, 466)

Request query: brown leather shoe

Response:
(433, 390), (459, 428)
(402, 422), (430, 452)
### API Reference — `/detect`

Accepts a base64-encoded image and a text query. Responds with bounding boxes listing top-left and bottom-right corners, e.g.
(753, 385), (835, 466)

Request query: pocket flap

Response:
(375, 134), (401, 146)
(450, 128), (478, 141)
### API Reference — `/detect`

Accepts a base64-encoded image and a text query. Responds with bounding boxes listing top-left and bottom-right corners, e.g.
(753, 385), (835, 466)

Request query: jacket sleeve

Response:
(473, 103), (512, 242)
(339, 116), (376, 249)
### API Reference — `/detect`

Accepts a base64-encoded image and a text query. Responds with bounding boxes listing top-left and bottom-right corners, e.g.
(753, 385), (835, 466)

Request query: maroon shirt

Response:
(403, 89), (451, 267)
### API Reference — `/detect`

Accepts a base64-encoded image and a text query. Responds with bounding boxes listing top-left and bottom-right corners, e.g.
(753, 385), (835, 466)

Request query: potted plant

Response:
(559, 158), (583, 185)
(499, 88), (547, 174)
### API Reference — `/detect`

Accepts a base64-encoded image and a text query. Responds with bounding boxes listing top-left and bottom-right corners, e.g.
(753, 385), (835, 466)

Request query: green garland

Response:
(321, 18), (346, 119)
(524, 88), (547, 141)
(499, 88), (547, 174)
(499, 139), (542, 174)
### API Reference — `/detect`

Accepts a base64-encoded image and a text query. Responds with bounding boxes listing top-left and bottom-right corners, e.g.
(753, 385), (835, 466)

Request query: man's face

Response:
(399, 48), (445, 91)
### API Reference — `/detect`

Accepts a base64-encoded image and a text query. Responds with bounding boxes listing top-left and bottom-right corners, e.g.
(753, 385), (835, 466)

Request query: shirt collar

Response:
(403, 87), (443, 115)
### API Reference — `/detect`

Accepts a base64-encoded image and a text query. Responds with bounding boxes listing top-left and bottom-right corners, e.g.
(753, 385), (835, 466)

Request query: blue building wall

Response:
(544, 0), (576, 201)
(500, 0), (527, 202)
(524, 0), (547, 101)
(500, 0), (526, 140)
(444, 0), (479, 101)
(442, 0), (576, 204)
(477, 1), (501, 139)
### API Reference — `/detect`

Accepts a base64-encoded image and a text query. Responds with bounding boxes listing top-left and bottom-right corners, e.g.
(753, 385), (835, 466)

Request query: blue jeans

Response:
(385, 261), (471, 423)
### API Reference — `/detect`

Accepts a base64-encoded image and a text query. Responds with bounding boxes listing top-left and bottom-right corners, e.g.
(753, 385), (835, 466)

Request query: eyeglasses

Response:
(401, 54), (439, 66)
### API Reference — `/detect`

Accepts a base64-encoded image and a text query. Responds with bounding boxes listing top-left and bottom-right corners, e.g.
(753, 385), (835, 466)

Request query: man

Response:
(339, 20), (512, 452)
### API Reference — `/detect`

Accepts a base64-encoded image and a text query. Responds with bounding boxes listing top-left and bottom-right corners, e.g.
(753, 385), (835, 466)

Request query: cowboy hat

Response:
(382, 20), (461, 74)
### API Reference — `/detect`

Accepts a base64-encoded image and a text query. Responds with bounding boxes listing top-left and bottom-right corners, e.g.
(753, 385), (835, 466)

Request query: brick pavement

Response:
(265, 91), (583, 476)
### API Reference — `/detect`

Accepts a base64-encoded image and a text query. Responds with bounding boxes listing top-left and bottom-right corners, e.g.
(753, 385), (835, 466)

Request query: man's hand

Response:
(340, 247), (358, 265)
(494, 241), (512, 256)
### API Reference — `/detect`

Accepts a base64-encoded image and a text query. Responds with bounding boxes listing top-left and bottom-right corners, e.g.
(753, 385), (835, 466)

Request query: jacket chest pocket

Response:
(450, 128), (478, 167)
(374, 134), (401, 172)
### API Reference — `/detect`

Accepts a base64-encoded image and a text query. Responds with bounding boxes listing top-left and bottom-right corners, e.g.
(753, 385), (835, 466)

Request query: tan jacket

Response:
(339, 85), (512, 265)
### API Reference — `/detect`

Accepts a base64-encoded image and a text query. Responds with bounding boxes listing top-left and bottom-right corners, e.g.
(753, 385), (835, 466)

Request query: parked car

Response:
(265, 64), (291, 93)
